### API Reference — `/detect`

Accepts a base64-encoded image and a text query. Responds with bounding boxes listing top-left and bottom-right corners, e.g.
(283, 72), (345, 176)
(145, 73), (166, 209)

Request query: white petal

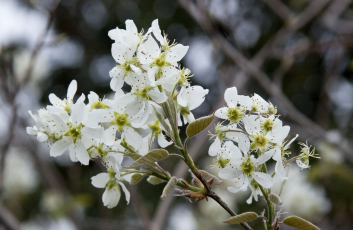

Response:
(71, 100), (86, 125)
(122, 126), (142, 150)
(157, 133), (172, 148)
(49, 94), (62, 107)
(275, 160), (287, 180)
(209, 138), (221, 156)
(223, 141), (243, 159)
(103, 126), (118, 146)
(227, 132), (250, 154)
(75, 141), (90, 165)
(37, 132), (48, 142)
(82, 126), (104, 139)
(67, 80), (77, 100)
(89, 109), (114, 123)
(50, 139), (70, 157)
(118, 182), (130, 204)
(224, 87), (238, 105)
(215, 107), (229, 119)
(103, 187), (121, 208)
(91, 173), (109, 188)
(183, 112), (195, 124)
(148, 89), (167, 103)
(254, 148), (276, 165)
(143, 36), (160, 59)
(269, 126), (290, 145)
(110, 70), (125, 91)
(177, 87), (187, 107)
(166, 44), (189, 63)
(243, 115), (261, 135)
(252, 172), (274, 188)
(88, 91), (99, 104)
(219, 167), (243, 180)
(112, 43), (127, 63)
(125, 19), (138, 35)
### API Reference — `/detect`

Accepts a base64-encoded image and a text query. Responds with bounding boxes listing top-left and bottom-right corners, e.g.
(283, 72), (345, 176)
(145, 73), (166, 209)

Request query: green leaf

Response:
(223, 212), (258, 224)
(147, 175), (164, 185)
(269, 193), (283, 205)
(130, 174), (144, 185)
(160, 91), (178, 135)
(186, 114), (214, 138)
(127, 149), (169, 171)
(161, 176), (178, 200)
(199, 170), (223, 185)
(125, 152), (141, 161)
(283, 216), (320, 230)
(152, 105), (172, 136)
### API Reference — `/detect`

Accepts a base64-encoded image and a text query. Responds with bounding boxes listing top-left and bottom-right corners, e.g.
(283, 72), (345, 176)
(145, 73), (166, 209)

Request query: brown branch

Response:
(260, 0), (292, 21)
(0, 204), (21, 230)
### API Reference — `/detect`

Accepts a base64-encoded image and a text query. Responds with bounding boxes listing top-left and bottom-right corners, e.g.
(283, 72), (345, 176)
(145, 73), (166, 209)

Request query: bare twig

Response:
(0, 204), (21, 230)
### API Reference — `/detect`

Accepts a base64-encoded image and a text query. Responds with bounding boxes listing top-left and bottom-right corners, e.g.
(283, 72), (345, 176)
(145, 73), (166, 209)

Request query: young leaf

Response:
(269, 193), (283, 205)
(147, 175), (164, 185)
(223, 212), (258, 224)
(152, 105), (172, 136)
(161, 176), (178, 200)
(186, 114), (214, 138)
(130, 174), (144, 185)
(283, 216), (320, 230)
(199, 170), (223, 185)
(127, 149), (169, 169)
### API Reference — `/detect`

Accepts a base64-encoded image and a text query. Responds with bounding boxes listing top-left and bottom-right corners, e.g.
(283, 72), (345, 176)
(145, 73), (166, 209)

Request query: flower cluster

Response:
(27, 19), (208, 208)
(208, 87), (317, 204)
(27, 18), (319, 220)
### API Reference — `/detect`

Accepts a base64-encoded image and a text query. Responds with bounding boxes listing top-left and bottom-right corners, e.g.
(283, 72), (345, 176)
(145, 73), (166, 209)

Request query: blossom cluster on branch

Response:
(27, 19), (320, 229)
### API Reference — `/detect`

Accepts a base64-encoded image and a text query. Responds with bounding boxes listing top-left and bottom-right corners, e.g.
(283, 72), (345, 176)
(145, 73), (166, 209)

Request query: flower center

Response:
(91, 101), (109, 110)
(217, 157), (230, 169)
(261, 120), (274, 133)
(227, 108), (244, 123)
(112, 112), (130, 132)
(134, 87), (153, 100)
(64, 124), (83, 143)
(148, 120), (162, 137)
(155, 58), (166, 67)
(180, 106), (190, 115)
(241, 158), (255, 176)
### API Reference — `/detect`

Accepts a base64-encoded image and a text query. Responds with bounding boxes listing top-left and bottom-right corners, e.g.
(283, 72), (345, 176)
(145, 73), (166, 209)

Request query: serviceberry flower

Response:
(296, 142), (319, 169)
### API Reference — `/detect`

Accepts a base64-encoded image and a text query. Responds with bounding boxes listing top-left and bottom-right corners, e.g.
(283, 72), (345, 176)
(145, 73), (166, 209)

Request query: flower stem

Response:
(173, 131), (253, 230)
(259, 185), (273, 230)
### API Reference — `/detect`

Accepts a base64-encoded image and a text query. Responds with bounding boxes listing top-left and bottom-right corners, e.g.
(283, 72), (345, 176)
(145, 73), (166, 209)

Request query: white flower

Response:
(208, 123), (250, 156)
(91, 168), (130, 209)
(215, 87), (252, 124)
(218, 144), (275, 191)
(108, 19), (140, 51)
(137, 35), (189, 84)
(47, 80), (78, 119)
(147, 120), (173, 148)
(243, 115), (290, 153)
(151, 19), (169, 48)
(109, 43), (142, 91)
(49, 100), (104, 165)
(250, 93), (269, 113)
(246, 179), (263, 204)
(88, 94), (144, 150)
(296, 142), (319, 170)
(27, 111), (51, 142)
(177, 85), (209, 125)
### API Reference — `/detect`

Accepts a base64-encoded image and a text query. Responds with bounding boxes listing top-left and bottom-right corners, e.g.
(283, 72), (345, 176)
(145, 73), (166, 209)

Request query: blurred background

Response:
(1, 0), (353, 229)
